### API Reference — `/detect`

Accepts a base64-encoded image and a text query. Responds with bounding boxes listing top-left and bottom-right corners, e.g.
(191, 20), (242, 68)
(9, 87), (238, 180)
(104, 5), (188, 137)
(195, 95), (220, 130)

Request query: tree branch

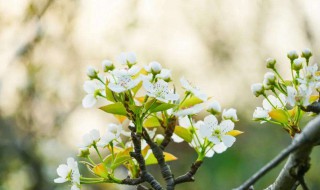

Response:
(174, 160), (203, 185)
(142, 128), (175, 190)
(235, 115), (320, 190)
(160, 116), (177, 150)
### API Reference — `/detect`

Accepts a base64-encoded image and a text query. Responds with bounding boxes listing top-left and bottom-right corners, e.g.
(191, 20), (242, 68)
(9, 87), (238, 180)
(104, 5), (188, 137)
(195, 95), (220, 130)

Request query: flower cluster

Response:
(55, 52), (242, 189)
(251, 49), (319, 136)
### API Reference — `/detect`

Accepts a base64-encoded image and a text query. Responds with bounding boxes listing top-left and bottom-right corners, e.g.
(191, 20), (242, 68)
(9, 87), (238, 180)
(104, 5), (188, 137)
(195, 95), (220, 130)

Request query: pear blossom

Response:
(82, 80), (105, 108)
(174, 103), (204, 117)
(156, 69), (172, 81)
(143, 79), (179, 103)
(102, 60), (114, 71)
(108, 66), (141, 93)
(251, 83), (264, 97)
(145, 61), (162, 74)
(207, 100), (221, 114)
(80, 129), (100, 148)
(117, 52), (137, 66)
(298, 64), (320, 87)
(180, 77), (207, 101)
(54, 157), (80, 190)
(253, 107), (270, 120)
(287, 85), (312, 107)
(222, 108), (238, 122)
(262, 94), (286, 111)
(86, 66), (97, 78)
(199, 115), (236, 148)
(97, 123), (122, 147)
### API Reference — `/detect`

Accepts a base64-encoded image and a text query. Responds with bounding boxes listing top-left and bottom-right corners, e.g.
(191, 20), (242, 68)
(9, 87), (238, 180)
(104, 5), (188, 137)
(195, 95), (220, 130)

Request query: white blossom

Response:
(199, 115), (236, 148)
(287, 85), (312, 107)
(253, 107), (270, 120)
(80, 129), (100, 148)
(143, 79), (179, 103)
(97, 123), (122, 147)
(86, 66), (97, 78)
(174, 103), (204, 117)
(145, 61), (162, 74)
(82, 80), (105, 108)
(102, 60), (114, 71)
(54, 157), (80, 190)
(262, 94), (286, 111)
(156, 69), (172, 81)
(207, 100), (221, 114)
(117, 52), (137, 65)
(180, 77), (207, 101)
(222, 108), (238, 122)
(108, 66), (141, 93)
(251, 83), (264, 97)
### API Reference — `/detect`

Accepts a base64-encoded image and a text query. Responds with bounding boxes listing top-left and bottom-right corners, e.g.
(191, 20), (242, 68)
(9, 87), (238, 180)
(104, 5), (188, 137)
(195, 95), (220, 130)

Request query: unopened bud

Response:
(154, 134), (164, 145)
(251, 83), (264, 97)
(207, 101), (221, 115)
(78, 147), (90, 158)
(287, 50), (299, 61)
(266, 58), (276, 69)
(301, 48), (312, 60)
(86, 66), (98, 79)
(222, 108), (238, 122)
(293, 58), (303, 71)
(102, 60), (114, 72)
(264, 72), (276, 85)
(149, 61), (162, 74)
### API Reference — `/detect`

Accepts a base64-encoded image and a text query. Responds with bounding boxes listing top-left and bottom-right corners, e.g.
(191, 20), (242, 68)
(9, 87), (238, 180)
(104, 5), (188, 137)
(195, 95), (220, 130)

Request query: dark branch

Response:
(160, 116), (177, 150)
(235, 115), (320, 190)
(174, 160), (203, 185)
(142, 128), (175, 190)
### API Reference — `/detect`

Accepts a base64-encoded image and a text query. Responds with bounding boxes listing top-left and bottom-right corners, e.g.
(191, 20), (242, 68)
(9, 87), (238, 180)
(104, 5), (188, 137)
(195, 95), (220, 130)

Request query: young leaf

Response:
(132, 81), (143, 95)
(174, 126), (193, 143)
(103, 147), (133, 169)
(92, 163), (109, 178)
(105, 81), (116, 102)
(143, 116), (161, 128)
(180, 96), (203, 109)
(226, 130), (243, 137)
(144, 151), (177, 165)
(100, 102), (127, 116)
(269, 109), (289, 124)
(149, 103), (176, 113)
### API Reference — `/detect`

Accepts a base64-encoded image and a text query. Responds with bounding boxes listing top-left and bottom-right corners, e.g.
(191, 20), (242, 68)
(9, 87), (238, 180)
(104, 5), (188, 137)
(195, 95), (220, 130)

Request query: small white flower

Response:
(82, 80), (105, 108)
(199, 115), (236, 147)
(253, 107), (269, 120)
(156, 69), (172, 81)
(80, 129), (100, 148)
(54, 157), (80, 189)
(102, 60), (114, 71)
(207, 100), (221, 114)
(97, 123), (122, 147)
(117, 52), (137, 65)
(143, 79), (179, 103)
(145, 61), (162, 74)
(174, 103), (204, 117)
(298, 64), (320, 87)
(287, 85), (312, 107)
(251, 83), (264, 97)
(262, 94), (286, 111)
(180, 77), (207, 101)
(108, 66), (141, 93)
(222, 108), (238, 122)
(86, 66), (97, 78)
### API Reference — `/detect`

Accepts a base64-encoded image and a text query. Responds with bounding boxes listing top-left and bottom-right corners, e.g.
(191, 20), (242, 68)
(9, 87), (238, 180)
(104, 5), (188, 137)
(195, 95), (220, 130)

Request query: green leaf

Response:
(174, 126), (193, 143)
(132, 81), (143, 95)
(129, 105), (142, 115)
(180, 96), (203, 109)
(143, 116), (161, 128)
(103, 147), (133, 169)
(100, 102), (127, 116)
(92, 163), (109, 178)
(145, 152), (177, 165)
(149, 103), (176, 113)
(269, 109), (289, 124)
(105, 82), (116, 102)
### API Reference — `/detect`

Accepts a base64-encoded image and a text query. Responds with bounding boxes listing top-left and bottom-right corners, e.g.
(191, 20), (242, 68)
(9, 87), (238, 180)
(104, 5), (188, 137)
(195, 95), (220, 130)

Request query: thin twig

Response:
(174, 160), (203, 184)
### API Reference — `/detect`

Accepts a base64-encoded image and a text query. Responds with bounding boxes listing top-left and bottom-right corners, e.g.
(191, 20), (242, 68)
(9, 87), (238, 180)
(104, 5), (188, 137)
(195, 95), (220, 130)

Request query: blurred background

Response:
(1, 0), (320, 189)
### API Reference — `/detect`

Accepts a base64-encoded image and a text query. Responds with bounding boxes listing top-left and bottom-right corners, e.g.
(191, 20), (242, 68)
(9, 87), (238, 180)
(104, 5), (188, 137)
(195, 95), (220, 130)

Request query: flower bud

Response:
(154, 134), (164, 145)
(102, 60), (114, 72)
(207, 100), (221, 115)
(264, 72), (276, 85)
(78, 147), (90, 158)
(287, 50), (298, 61)
(117, 52), (137, 66)
(251, 83), (264, 97)
(266, 58), (276, 69)
(293, 58), (303, 71)
(86, 66), (98, 79)
(222, 108), (238, 122)
(149, 61), (162, 74)
(301, 48), (312, 60)
(156, 69), (172, 82)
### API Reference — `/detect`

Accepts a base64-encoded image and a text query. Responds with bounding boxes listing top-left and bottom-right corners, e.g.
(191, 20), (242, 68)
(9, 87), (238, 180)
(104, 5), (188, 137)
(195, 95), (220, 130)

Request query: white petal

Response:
(71, 185), (80, 190)
(199, 122), (211, 138)
(179, 116), (192, 128)
(204, 115), (218, 128)
(221, 135), (236, 147)
(208, 136), (221, 144)
(83, 81), (96, 93)
(220, 120), (235, 133)
(213, 143), (227, 153)
(262, 98), (273, 111)
(165, 93), (179, 101)
(128, 65), (140, 75)
(172, 134), (184, 143)
(143, 80), (154, 92)
(180, 77), (192, 91)
(205, 149), (215, 157)
(82, 94), (96, 108)
(90, 129), (100, 141)
(56, 165), (69, 178)
(126, 52), (137, 64)
(54, 177), (68, 183)
(108, 83), (126, 93)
